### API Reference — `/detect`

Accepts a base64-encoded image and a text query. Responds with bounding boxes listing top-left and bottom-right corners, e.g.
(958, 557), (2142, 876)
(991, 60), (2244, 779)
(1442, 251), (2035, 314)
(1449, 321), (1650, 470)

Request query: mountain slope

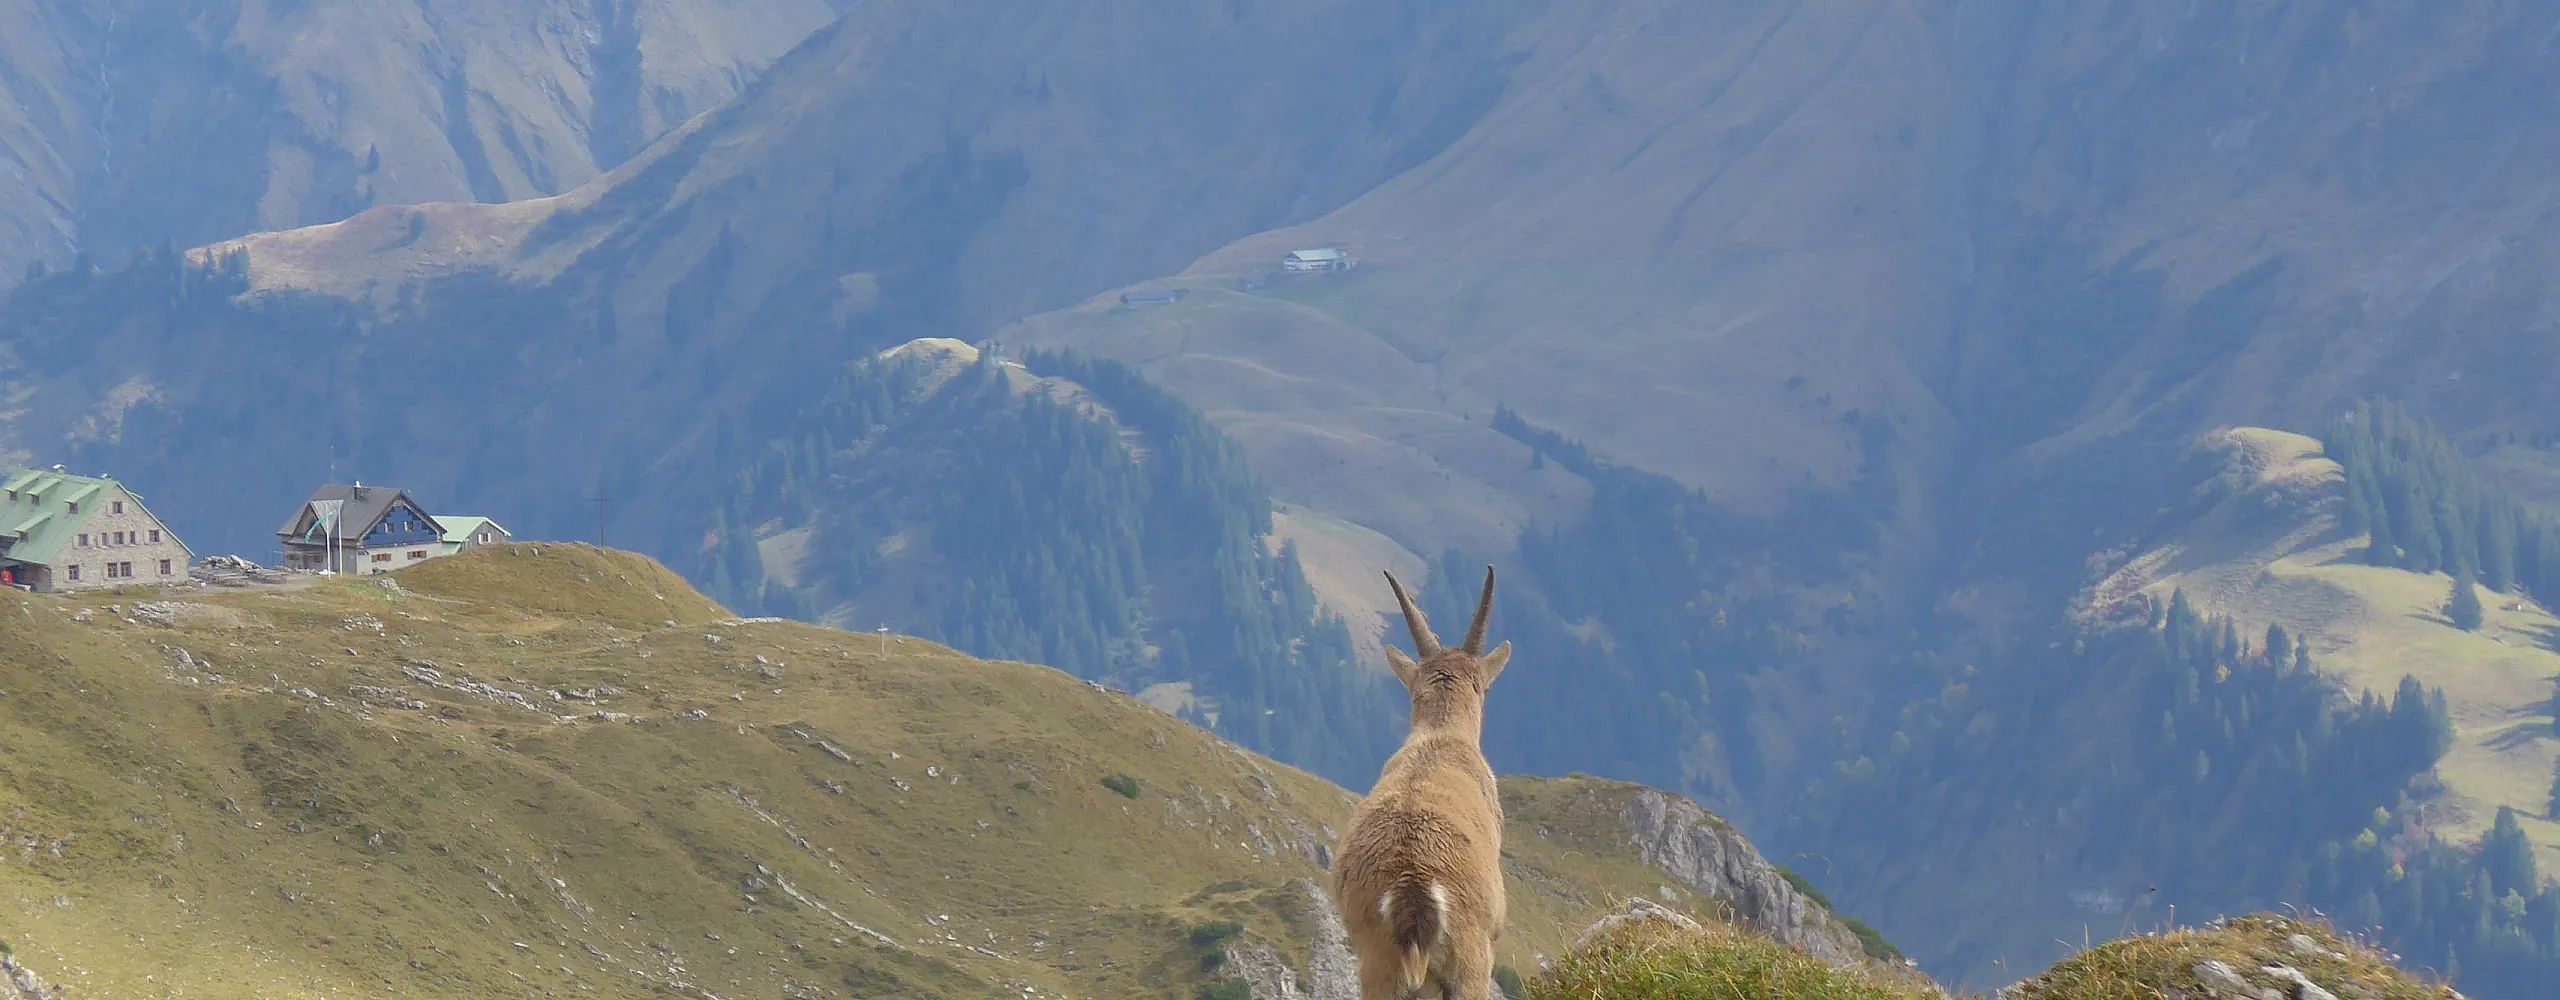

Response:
(0, 544), (1884, 998)
(0, 0), (849, 282)
(700, 337), (1401, 784)
(6, 1), (2560, 992)
(2086, 427), (2560, 875)
(0, 0), (1567, 566)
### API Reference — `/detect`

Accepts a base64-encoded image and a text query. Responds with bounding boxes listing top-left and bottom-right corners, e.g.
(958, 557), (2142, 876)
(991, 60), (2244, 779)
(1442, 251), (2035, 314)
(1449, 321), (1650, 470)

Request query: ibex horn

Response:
(1461, 565), (1496, 655)
(1383, 571), (1439, 656)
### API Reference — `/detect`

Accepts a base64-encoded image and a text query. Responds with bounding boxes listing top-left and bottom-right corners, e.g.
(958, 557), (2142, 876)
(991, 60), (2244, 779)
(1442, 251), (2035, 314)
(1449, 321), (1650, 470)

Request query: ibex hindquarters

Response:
(1334, 568), (1513, 1000)
(1335, 787), (1503, 999)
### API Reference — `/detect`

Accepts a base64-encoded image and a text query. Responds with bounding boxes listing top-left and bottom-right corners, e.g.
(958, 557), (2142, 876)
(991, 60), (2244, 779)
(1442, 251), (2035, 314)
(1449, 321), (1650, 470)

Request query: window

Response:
(66, 565), (79, 582)
(158, 559), (172, 575)
(66, 502), (76, 514)
(111, 501), (124, 515)
(478, 532), (491, 544)
(149, 530), (161, 544)
(112, 531), (125, 545)
(372, 553), (392, 563)
(77, 533), (88, 547)
(407, 550), (428, 560)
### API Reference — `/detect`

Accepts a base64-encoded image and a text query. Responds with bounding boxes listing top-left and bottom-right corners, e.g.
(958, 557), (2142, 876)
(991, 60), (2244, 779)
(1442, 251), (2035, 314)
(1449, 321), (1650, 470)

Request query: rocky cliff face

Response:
(1617, 787), (1870, 967)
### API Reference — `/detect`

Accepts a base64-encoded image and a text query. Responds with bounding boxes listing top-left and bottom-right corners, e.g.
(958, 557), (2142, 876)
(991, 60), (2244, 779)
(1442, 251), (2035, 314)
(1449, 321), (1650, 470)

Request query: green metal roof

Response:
(6, 512), (49, 539)
(0, 467), (191, 565)
(436, 516), (495, 543)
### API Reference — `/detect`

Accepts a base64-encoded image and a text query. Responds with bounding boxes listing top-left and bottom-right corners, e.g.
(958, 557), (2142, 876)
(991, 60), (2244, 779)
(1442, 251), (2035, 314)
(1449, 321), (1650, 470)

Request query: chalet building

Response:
(278, 482), (447, 574)
(436, 516), (511, 556)
(1280, 247), (1354, 273)
(0, 467), (194, 592)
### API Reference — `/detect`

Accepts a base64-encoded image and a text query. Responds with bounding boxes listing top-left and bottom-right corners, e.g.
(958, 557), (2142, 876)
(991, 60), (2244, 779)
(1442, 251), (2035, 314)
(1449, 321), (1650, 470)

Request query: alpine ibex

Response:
(1332, 566), (1513, 1000)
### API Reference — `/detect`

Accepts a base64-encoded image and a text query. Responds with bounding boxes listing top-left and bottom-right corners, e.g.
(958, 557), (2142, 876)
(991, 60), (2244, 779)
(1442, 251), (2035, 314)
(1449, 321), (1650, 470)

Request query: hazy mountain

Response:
(3, 0), (2559, 991)
(0, 0), (850, 282)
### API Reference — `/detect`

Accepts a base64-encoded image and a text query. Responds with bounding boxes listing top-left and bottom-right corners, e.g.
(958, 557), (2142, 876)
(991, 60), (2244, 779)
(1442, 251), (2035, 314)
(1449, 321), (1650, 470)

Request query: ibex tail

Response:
(1386, 880), (1444, 993)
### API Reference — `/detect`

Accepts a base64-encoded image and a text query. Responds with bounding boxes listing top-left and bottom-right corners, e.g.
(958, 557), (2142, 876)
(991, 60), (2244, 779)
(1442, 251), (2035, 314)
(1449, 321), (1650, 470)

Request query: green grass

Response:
(1535, 911), (2452, 1000)
(2004, 916), (2455, 1000)
(1530, 914), (1939, 1000)
(0, 543), (1877, 998)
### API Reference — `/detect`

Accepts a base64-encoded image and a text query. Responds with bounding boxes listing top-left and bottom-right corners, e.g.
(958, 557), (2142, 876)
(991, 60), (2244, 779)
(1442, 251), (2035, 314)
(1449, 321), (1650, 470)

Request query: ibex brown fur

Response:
(1332, 566), (1513, 1000)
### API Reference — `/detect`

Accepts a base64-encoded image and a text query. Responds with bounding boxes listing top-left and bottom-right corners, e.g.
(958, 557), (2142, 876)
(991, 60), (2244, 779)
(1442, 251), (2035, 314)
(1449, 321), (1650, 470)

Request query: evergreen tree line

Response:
(1784, 586), (2560, 996)
(2297, 804), (2560, 993)
(1396, 407), (1885, 799)
(2325, 400), (2560, 602)
(705, 348), (1397, 784)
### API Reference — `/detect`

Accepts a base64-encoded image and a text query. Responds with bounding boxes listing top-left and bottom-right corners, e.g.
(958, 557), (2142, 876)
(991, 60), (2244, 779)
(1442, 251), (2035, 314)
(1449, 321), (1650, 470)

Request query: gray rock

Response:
(1618, 788), (1867, 966)
(1573, 896), (1705, 954)
(2192, 959), (2252, 995)
(2261, 965), (2338, 1000)
(0, 954), (66, 1000)
(1297, 878), (1356, 999)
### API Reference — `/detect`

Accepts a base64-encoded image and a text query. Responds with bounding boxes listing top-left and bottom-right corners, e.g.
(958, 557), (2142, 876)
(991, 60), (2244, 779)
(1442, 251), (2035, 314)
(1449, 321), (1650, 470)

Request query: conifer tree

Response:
(2448, 570), (2485, 632)
(2484, 807), (2539, 897)
(2264, 623), (2293, 667)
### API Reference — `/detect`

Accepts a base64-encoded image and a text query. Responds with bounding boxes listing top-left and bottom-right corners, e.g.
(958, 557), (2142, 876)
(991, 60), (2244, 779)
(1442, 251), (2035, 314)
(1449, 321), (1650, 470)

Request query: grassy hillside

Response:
(1534, 909), (2456, 1000)
(2003, 915), (2460, 1000)
(0, 544), (1877, 998)
(2093, 428), (2560, 873)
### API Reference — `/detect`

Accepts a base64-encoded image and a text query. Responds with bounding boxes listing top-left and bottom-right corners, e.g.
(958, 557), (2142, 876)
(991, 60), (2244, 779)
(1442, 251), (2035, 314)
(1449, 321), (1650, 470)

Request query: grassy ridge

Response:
(0, 544), (1874, 998)
(1539, 912), (2454, 1000)
(1533, 917), (1936, 1000)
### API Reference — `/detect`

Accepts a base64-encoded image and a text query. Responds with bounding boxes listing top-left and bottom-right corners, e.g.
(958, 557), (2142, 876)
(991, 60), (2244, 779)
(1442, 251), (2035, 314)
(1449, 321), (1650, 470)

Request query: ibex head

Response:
(1380, 566), (1511, 727)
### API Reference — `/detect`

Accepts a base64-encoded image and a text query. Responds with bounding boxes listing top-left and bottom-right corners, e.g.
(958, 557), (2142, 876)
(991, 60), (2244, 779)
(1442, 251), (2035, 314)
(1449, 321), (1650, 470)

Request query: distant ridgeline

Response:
(2326, 399), (2560, 602)
(1403, 406), (1895, 804)
(1781, 581), (2560, 993)
(701, 346), (1398, 785)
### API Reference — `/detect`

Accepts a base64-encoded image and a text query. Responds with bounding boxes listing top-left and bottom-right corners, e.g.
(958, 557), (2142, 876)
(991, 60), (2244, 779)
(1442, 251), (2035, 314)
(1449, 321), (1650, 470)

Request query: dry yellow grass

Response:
(0, 544), (1868, 998)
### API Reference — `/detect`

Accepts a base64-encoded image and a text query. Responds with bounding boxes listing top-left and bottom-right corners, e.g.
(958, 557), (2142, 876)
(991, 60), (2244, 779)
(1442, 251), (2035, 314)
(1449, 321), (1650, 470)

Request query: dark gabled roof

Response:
(278, 484), (438, 543)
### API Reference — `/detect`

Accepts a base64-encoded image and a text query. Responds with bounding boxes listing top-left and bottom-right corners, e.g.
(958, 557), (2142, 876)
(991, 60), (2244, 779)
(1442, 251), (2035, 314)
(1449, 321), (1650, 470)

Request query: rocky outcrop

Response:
(1571, 897), (1706, 955)
(1, 956), (65, 1000)
(1618, 788), (1869, 967)
(1228, 879), (1359, 1000)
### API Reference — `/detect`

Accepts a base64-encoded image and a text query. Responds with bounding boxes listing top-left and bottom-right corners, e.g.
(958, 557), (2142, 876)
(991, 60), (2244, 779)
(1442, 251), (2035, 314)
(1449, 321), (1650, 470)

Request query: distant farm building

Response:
(1119, 288), (1188, 309)
(0, 466), (194, 592)
(1280, 247), (1354, 273)
(278, 482), (448, 574)
(437, 516), (511, 556)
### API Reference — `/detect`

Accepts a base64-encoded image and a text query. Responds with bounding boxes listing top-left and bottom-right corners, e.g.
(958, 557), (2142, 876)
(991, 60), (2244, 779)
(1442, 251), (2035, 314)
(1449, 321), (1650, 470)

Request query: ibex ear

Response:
(1384, 646), (1421, 689)
(1479, 641), (1512, 684)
